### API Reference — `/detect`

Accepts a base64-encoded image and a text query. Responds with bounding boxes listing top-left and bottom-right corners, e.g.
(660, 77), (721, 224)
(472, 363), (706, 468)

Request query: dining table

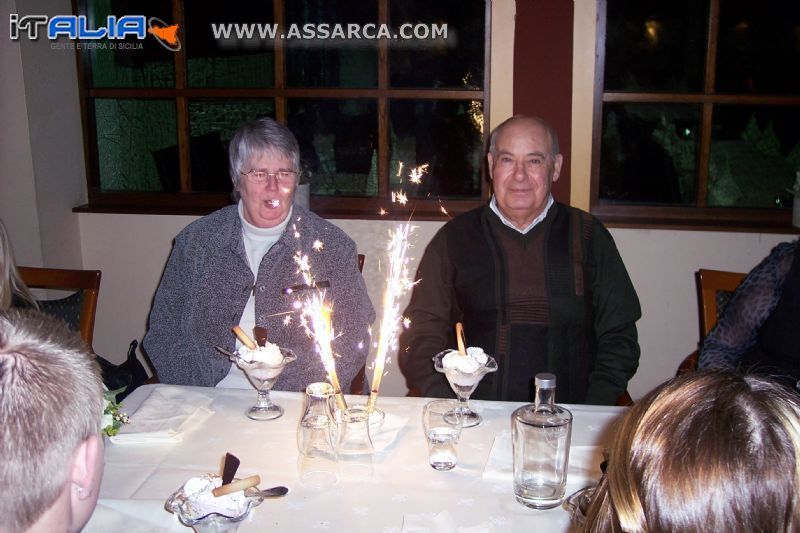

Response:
(86, 384), (625, 532)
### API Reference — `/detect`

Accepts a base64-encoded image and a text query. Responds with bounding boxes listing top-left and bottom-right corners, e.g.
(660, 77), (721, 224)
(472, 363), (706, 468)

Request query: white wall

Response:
(612, 229), (792, 399)
(79, 211), (795, 399)
(1, 0), (85, 268)
(1, 0), (43, 265)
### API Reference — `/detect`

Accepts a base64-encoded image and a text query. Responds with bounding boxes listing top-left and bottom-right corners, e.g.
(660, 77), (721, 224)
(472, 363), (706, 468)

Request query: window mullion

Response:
(377, 0), (390, 198)
(173, 0), (191, 192)
(274, 0), (287, 124)
(696, 0), (721, 207)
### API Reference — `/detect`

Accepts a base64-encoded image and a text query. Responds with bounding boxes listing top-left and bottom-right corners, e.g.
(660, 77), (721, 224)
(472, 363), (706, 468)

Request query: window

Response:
(592, 0), (800, 230)
(78, 0), (489, 219)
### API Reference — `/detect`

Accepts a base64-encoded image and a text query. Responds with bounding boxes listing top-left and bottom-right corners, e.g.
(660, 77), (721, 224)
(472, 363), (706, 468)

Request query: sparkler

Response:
(366, 222), (415, 413)
(293, 252), (348, 411)
(365, 161), (427, 413)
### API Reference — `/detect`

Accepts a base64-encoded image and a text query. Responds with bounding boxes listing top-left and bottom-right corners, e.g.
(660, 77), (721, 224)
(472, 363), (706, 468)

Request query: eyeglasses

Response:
(240, 169), (298, 184)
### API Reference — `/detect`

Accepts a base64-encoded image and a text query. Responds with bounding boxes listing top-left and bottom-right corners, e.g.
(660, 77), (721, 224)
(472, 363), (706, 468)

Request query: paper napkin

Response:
(109, 386), (214, 444)
(372, 412), (408, 453)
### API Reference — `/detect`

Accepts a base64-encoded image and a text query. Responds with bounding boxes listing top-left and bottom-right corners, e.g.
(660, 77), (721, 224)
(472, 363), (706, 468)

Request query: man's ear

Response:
(486, 153), (494, 180)
(551, 154), (563, 183)
(70, 434), (102, 499)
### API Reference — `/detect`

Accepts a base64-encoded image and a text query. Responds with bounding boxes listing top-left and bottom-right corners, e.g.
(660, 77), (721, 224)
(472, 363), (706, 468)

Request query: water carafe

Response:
(512, 373), (573, 509)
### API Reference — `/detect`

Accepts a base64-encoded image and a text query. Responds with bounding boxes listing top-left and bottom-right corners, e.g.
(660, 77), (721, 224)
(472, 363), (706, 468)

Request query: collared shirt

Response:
(489, 194), (554, 234)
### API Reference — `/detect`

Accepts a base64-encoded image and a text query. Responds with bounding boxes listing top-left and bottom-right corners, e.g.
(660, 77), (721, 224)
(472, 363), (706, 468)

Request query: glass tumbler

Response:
(297, 382), (338, 490)
(336, 406), (374, 481)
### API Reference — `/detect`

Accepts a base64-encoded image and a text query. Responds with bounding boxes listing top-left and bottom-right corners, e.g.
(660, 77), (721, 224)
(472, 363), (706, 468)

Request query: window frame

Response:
(590, 0), (800, 233)
(74, 0), (492, 221)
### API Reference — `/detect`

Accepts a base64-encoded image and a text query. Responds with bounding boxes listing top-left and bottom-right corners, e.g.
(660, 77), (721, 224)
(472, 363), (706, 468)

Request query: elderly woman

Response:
(143, 117), (375, 391)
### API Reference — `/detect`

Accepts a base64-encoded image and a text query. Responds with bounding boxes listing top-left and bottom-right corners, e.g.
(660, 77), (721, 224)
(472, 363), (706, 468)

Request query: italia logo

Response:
(9, 14), (181, 51)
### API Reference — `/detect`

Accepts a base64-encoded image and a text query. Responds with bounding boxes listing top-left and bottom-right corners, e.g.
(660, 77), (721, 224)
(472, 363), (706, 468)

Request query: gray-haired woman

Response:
(143, 117), (375, 391)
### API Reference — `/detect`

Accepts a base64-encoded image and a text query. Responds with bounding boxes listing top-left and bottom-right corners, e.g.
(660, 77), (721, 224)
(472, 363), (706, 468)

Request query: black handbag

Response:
(96, 340), (149, 401)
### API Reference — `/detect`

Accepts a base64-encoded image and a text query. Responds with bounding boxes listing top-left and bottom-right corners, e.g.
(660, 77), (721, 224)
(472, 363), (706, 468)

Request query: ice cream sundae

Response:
(228, 326), (296, 420)
(441, 346), (489, 381)
(231, 325), (289, 381)
(179, 474), (251, 518)
(165, 474), (262, 529)
(432, 323), (498, 428)
(236, 342), (284, 379)
(166, 453), (268, 529)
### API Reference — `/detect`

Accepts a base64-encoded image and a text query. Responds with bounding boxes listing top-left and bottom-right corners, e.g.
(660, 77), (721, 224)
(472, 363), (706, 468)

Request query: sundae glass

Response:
(434, 347), (497, 428)
(165, 475), (263, 532)
(231, 345), (296, 420)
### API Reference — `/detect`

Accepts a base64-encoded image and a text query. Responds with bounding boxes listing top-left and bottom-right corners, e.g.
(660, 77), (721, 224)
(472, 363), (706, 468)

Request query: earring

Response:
(75, 485), (84, 495)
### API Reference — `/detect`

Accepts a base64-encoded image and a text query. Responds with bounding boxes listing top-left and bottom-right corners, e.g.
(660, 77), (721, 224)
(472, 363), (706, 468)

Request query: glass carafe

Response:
(512, 373), (573, 509)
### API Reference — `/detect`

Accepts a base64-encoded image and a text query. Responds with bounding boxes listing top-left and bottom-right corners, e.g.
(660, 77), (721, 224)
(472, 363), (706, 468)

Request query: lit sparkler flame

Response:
(392, 191), (408, 206)
(366, 222), (416, 413)
(378, 208), (388, 216)
(312, 240), (324, 251)
(293, 252), (347, 410)
(408, 164), (429, 184)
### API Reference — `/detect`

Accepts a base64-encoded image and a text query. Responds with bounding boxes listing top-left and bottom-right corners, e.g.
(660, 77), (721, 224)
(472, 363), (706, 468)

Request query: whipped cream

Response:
(441, 347), (491, 387)
(442, 347), (489, 373)
(181, 475), (247, 518)
(237, 343), (283, 365)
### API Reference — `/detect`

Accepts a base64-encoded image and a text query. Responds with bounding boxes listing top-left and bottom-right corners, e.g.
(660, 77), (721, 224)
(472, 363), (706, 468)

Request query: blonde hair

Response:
(0, 309), (103, 532)
(583, 370), (800, 533)
(0, 219), (38, 311)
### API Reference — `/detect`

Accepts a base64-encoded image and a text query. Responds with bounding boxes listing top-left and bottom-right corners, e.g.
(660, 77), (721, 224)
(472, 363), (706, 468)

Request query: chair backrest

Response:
(696, 268), (747, 339)
(18, 266), (102, 348)
(677, 268), (746, 377)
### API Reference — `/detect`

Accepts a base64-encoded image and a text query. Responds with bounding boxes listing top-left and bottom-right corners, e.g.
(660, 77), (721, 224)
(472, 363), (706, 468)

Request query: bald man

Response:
(399, 116), (641, 404)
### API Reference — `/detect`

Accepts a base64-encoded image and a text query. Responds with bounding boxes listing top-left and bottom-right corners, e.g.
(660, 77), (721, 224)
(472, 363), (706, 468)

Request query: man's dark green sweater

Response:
(399, 203), (641, 404)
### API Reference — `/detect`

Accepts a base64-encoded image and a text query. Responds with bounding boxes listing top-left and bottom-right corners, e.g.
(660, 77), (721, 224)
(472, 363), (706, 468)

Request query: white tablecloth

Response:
(86, 384), (624, 532)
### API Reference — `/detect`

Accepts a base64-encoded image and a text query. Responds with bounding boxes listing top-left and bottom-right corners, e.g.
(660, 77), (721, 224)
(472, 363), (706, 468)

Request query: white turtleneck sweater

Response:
(216, 201), (292, 388)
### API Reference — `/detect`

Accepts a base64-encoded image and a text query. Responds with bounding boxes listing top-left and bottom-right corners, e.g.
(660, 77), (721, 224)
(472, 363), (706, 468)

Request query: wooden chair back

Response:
(696, 268), (747, 339)
(350, 253), (367, 393)
(677, 268), (746, 376)
(18, 266), (101, 348)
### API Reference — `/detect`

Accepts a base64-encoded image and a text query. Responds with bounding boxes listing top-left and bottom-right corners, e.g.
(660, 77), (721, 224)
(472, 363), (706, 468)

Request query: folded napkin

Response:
(402, 510), (495, 533)
(371, 412), (408, 453)
(110, 387), (214, 444)
(482, 434), (604, 484)
(481, 433), (512, 482)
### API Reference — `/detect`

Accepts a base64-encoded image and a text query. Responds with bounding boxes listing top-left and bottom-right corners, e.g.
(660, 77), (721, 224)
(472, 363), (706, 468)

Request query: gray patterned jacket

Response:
(143, 204), (375, 391)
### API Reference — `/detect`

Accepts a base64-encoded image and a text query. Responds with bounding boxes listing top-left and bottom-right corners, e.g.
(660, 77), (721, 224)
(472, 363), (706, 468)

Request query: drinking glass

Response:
(422, 399), (463, 470)
(336, 406), (374, 481)
(433, 350), (497, 428)
(297, 382), (338, 490)
(237, 347), (296, 420)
